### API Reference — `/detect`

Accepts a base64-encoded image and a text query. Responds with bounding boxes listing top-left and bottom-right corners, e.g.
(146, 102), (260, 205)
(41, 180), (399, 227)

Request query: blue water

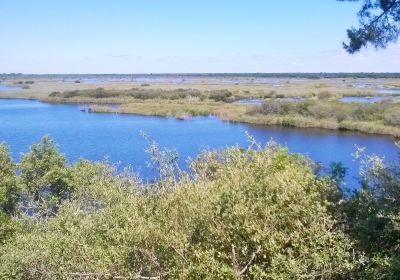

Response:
(0, 84), (21, 91)
(235, 98), (303, 105)
(339, 96), (397, 103)
(0, 99), (398, 188)
(378, 89), (400, 95)
(235, 99), (264, 105)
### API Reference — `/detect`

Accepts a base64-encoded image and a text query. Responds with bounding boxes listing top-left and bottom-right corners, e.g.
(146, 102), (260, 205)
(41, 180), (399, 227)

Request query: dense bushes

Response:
(384, 109), (400, 126)
(337, 147), (400, 279)
(0, 145), (18, 215)
(0, 137), (399, 279)
(208, 89), (234, 102)
(49, 88), (236, 103)
(249, 99), (400, 127)
(0, 145), (19, 246)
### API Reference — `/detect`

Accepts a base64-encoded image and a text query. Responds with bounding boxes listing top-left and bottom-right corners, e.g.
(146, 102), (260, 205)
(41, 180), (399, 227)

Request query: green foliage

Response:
(1, 137), (399, 279)
(208, 90), (234, 102)
(0, 213), (18, 246)
(0, 144), (18, 215)
(249, 99), (400, 127)
(384, 109), (400, 126)
(0, 145), (19, 245)
(0, 142), (355, 279)
(339, 0), (400, 53)
(19, 136), (71, 206)
(339, 149), (400, 279)
(48, 88), (237, 103)
(328, 161), (347, 188)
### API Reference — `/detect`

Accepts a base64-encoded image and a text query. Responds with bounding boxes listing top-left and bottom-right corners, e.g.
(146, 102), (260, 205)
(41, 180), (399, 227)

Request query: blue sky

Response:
(1, 0), (399, 73)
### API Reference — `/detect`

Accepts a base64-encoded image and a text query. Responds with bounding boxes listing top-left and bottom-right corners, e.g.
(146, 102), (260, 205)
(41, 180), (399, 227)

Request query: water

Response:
(62, 78), (109, 84)
(378, 89), (400, 95)
(235, 99), (264, 105)
(352, 83), (368, 88)
(339, 96), (397, 103)
(0, 84), (21, 91)
(0, 99), (398, 188)
(281, 97), (304, 102)
(235, 98), (303, 105)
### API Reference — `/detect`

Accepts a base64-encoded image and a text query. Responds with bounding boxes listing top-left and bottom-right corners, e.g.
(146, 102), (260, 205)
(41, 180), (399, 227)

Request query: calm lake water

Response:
(378, 88), (400, 94)
(0, 99), (398, 188)
(339, 96), (398, 103)
(0, 84), (21, 91)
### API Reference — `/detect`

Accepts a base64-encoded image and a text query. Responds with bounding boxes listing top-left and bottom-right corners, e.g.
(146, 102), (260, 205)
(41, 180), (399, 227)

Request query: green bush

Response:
(384, 109), (400, 126)
(0, 144), (18, 215)
(0, 139), (355, 279)
(1, 137), (399, 279)
(19, 136), (72, 216)
(337, 148), (400, 279)
(251, 100), (400, 127)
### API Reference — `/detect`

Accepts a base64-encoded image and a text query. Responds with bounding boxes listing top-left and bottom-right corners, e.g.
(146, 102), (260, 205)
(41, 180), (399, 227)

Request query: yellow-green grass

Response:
(85, 98), (400, 137)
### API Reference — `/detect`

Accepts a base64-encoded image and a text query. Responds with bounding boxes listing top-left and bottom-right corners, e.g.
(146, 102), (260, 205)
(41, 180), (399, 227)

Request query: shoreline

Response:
(2, 96), (399, 138)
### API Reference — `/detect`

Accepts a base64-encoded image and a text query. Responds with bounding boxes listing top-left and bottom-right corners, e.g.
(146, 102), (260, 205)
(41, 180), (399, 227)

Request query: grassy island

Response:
(45, 87), (400, 137)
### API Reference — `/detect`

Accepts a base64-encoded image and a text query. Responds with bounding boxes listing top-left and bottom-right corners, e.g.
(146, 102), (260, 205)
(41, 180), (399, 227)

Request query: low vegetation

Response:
(48, 88), (235, 103)
(45, 88), (400, 137)
(245, 100), (400, 137)
(0, 136), (398, 279)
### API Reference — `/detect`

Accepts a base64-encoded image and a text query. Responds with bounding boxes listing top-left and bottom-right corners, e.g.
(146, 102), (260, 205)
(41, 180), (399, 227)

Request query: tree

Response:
(0, 144), (19, 245)
(339, 0), (400, 53)
(339, 148), (400, 279)
(19, 136), (71, 205)
(0, 144), (18, 215)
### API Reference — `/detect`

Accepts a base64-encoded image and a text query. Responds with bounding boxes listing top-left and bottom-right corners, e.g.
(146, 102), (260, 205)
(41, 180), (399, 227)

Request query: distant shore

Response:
(1, 76), (400, 138)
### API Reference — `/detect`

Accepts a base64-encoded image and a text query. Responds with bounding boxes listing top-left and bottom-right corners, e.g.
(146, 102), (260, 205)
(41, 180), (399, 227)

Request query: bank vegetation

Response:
(46, 88), (400, 137)
(0, 136), (399, 279)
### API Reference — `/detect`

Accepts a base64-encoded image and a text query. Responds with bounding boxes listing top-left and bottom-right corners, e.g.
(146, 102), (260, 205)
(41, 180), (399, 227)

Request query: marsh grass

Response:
(246, 100), (400, 137)
(48, 88), (236, 103)
(44, 88), (400, 137)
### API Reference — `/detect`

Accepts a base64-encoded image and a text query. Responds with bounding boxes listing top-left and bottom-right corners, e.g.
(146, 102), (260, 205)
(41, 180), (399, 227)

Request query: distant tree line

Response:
(2, 73), (400, 80)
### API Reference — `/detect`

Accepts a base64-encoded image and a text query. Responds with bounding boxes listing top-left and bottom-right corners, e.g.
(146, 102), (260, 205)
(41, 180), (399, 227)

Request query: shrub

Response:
(208, 90), (233, 102)
(0, 213), (17, 246)
(0, 141), (355, 279)
(263, 90), (276, 98)
(248, 100), (400, 129)
(19, 136), (72, 216)
(317, 91), (335, 100)
(384, 109), (400, 126)
(259, 100), (293, 115)
(0, 144), (18, 215)
(338, 148), (400, 279)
